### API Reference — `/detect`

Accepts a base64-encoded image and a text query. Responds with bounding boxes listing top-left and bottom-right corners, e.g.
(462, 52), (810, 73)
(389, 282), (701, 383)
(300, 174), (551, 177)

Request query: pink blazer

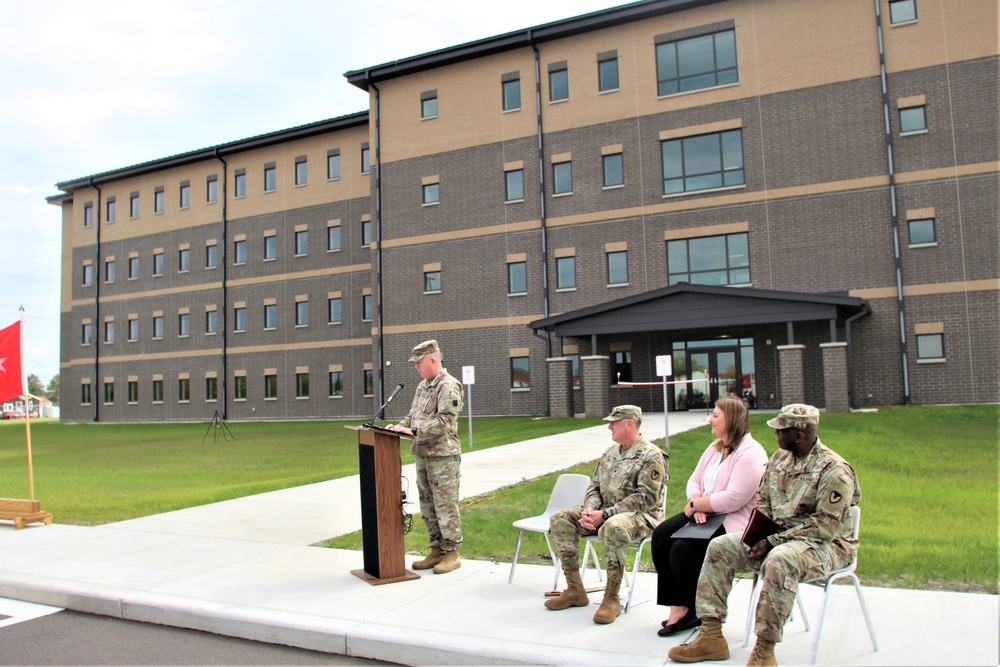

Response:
(686, 432), (769, 533)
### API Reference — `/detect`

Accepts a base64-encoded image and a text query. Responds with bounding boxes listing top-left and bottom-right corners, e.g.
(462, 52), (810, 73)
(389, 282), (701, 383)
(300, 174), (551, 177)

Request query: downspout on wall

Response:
(89, 178), (101, 422)
(215, 149), (229, 418)
(370, 74), (387, 407)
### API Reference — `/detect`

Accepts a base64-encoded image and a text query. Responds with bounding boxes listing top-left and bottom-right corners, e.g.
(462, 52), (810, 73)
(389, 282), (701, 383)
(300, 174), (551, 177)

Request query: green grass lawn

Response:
(1, 406), (996, 593)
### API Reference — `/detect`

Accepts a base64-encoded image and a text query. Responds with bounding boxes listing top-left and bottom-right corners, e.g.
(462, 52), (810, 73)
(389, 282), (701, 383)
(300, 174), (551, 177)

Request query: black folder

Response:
(671, 512), (728, 539)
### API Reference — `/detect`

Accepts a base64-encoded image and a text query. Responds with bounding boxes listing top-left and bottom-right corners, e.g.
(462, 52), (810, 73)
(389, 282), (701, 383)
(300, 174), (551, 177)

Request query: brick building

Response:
(50, 0), (998, 422)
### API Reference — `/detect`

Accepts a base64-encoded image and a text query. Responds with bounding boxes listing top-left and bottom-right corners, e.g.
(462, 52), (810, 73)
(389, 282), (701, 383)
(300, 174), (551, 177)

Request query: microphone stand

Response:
(363, 382), (404, 428)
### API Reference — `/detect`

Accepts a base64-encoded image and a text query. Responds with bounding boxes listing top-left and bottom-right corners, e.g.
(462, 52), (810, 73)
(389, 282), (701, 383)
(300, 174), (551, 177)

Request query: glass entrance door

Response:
(686, 349), (740, 410)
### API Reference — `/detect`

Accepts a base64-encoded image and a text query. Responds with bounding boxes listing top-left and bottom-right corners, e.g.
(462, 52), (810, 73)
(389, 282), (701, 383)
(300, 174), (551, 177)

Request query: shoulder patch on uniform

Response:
(452, 400), (459, 406)
(829, 490), (843, 504)
(651, 469), (661, 481)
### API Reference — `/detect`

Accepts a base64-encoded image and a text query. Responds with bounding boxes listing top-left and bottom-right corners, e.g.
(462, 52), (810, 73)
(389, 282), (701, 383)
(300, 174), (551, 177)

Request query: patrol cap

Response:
(603, 405), (642, 423)
(766, 403), (820, 430)
(408, 339), (440, 362)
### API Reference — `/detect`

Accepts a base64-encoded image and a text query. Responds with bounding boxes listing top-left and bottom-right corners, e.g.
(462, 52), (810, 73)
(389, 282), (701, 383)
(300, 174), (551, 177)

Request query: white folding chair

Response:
(742, 505), (878, 666)
(581, 482), (668, 613)
(508, 473), (594, 589)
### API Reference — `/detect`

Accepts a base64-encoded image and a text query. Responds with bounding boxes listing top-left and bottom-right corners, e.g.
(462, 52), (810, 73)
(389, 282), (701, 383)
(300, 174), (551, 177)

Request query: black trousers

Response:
(650, 511), (726, 608)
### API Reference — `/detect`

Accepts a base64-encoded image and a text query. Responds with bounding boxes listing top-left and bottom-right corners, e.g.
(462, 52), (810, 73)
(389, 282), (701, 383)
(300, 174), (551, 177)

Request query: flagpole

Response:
(20, 308), (35, 500)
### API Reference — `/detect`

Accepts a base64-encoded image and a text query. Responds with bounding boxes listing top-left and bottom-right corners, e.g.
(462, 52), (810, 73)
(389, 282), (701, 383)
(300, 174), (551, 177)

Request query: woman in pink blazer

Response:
(650, 395), (768, 637)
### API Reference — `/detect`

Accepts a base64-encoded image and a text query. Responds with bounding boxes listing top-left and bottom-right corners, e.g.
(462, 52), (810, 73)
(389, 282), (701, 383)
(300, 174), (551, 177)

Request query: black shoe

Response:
(657, 610), (701, 637)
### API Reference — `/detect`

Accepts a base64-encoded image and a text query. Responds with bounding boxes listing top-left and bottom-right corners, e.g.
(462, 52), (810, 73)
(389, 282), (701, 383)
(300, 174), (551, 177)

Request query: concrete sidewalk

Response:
(0, 413), (996, 666)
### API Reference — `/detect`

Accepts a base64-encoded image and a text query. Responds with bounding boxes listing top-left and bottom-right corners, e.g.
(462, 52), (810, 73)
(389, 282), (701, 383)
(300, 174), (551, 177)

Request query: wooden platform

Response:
(0, 498), (52, 529)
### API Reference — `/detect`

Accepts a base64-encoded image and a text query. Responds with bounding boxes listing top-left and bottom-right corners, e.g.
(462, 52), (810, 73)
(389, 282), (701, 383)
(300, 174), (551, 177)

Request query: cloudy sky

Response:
(0, 0), (622, 387)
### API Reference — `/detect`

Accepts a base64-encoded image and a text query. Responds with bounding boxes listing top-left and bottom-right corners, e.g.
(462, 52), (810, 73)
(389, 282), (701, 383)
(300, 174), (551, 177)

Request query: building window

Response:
(556, 256), (576, 289)
(295, 230), (308, 256)
(234, 170), (246, 197)
(329, 371), (343, 397)
(656, 28), (737, 96)
(613, 350), (632, 383)
(178, 248), (191, 272)
(264, 304), (277, 329)
(295, 300), (309, 326)
(152, 315), (164, 339)
(505, 169), (524, 202)
(179, 183), (191, 208)
(104, 380), (115, 405)
(127, 317), (138, 342)
(264, 235), (277, 260)
(234, 306), (247, 332)
(916, 333), (944, 361)
(81, 382), (91, 405)
(667, 232), (750, 285)
(363, 369), (374, 396)
(361, 146), (371, 174)
(206, 310), (218, 335)
(327, 226), (341, 251)
(662, 129), (744, 195)
(607, 250), (628, 285)
(82, 264), (93, 286)
(361, 219), (372, 247)
(422, 182), (439, 205)
(264, 164), (277, 192)
(130, 193), (140, 218)
(553, 161), (573, 195)
(362, 294), (372, 321)
(128, 380), (138, 404)
(105, 259), (115, 283)
(900, 105), (927, 133)
(206, 244), (218, 269)
(502, 75), (521, 111)
(295, 157), (308, 186)
(889, 0), (917, 24)
(908, 218), (936, 245)
(128, 256), (139, 279)
(548, 63), (568, 102)
(234, 376), (246, 400)
(327, 150), (341, 179)
(81, 323), (92, 345)
(421, 91), (438, 119)
(234, 239), (247, 264)
(207, 175), (218, 203)
(511, 356), (530, 389)
(178, 312), (190, 337)
(296, 372), (310, 399)
(603, 153), (624, 187)
(327, 297), (343, 324)
(153, 252), (164, 276)
(598, 53), (619, 92)
(106, 198), (116, 223)
(152, 379), (163, 403)
(508, 261), (527, 295)
(206, 377), (218, 401)
(154, 188), (164, 213)
(567, 353), (581, 386)
(424, 270), (441, 293)
(84, 203), (93, 228)
(178, 378), (190, 402)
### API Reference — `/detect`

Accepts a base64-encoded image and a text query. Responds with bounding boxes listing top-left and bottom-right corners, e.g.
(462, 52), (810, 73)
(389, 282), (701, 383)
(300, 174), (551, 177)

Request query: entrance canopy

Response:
(529, 284), (870, 337)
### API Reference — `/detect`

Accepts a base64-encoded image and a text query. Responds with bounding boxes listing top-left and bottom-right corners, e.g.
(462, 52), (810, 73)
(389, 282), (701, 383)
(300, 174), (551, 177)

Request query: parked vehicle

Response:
(2, 409), (26, 419)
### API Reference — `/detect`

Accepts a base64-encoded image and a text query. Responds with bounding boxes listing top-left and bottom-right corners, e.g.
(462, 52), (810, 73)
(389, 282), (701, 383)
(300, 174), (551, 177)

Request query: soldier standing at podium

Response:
(387, 340), (465, 574)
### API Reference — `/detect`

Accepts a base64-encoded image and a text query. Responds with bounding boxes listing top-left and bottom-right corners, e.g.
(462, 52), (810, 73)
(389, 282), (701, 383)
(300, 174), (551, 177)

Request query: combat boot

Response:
(544, 566), (591, 610)
(433, 549), (461, 574)
(592, 570), (622, 624)
(411, 545), (444, 570)
(746, 637), (777, 667)
(667, 618), (730, 663)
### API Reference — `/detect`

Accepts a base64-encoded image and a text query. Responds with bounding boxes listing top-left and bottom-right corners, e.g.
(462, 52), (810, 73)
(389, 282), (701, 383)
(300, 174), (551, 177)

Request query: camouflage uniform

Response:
(695, 437), (860, 642)
(550, 434), (667, 578)
(398, 367), (464, 551)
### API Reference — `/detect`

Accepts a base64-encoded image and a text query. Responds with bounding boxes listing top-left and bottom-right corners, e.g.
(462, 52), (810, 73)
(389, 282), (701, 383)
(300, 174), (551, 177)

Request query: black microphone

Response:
(365, 382), (404, 426)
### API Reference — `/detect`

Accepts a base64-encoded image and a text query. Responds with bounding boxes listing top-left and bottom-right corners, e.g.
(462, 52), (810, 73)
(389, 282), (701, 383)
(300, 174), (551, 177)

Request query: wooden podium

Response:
(350, 426), (419, 585)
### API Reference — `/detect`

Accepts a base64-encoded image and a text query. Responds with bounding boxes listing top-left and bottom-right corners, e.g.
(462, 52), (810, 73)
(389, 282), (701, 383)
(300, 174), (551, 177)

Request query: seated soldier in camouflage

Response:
(545, 405), (667, 624)
(668, 403), (861, 667)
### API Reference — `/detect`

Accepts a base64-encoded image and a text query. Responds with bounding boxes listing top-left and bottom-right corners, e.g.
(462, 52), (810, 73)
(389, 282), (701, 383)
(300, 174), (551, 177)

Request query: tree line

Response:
(26, 373), (60, 406)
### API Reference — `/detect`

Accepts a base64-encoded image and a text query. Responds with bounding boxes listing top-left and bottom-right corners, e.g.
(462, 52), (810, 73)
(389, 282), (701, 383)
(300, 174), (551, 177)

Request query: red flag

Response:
(0, 320), (26, 403)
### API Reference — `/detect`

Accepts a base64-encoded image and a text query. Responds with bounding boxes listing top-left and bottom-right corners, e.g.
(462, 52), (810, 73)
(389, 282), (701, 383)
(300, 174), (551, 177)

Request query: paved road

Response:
(0, 607), (388, 666)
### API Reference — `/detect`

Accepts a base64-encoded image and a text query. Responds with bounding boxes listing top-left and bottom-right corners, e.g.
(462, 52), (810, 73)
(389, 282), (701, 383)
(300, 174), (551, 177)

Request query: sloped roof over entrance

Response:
(529, 284), (870, 337)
